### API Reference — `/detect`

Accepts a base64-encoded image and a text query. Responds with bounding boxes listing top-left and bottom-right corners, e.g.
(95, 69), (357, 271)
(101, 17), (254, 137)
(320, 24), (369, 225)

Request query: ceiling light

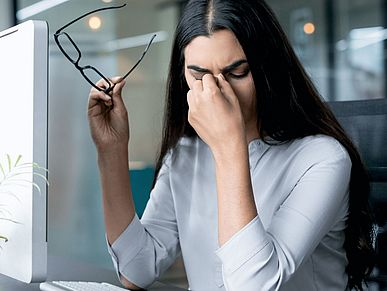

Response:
(304, 22), (315, 35)
(88, 16), (102, 30)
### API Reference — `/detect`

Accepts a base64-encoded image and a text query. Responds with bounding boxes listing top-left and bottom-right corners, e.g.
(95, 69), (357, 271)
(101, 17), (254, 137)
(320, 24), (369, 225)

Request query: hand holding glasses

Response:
(54, 3), (156, 94)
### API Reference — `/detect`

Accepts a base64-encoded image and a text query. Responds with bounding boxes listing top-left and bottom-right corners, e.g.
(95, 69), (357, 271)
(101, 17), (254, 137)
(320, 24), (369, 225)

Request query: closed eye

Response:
(226, 69), (250, 79)
(191, 72), (206, 80)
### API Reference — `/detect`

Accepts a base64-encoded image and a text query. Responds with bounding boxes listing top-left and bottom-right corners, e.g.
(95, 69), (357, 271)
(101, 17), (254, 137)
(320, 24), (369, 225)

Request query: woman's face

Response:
(184, 29), (258, 137)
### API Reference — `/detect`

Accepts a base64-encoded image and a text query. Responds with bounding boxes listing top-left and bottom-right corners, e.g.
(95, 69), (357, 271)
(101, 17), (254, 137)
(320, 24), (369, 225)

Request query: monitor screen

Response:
(0, 20), (48, 283)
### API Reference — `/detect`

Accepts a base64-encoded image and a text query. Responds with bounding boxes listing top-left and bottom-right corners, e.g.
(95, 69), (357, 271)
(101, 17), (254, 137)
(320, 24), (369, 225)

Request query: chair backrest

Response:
(328, 99), (387, 276)
(328, 99), (387, 225)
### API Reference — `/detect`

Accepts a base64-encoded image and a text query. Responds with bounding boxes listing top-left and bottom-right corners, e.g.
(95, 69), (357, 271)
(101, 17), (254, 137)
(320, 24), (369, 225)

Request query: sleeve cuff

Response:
(106, 214), (147, 272)
(106, 235), (120, 279)
(215, 216), (270, 274)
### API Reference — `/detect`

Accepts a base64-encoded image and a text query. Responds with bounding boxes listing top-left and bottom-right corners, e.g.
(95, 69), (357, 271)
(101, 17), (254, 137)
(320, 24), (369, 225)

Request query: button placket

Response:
(248, 140), (260, 170)
(214, 257), (225, 287)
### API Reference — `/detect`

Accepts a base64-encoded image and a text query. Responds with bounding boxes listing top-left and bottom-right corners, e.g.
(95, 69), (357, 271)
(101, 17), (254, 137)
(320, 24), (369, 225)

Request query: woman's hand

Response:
(187, 73), (246, 156)
(87, 77), (129, 153)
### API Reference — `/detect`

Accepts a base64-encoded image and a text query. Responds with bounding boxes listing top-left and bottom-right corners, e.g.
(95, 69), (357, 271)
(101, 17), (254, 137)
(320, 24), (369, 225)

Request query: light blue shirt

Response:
(107, 134), (351, 291)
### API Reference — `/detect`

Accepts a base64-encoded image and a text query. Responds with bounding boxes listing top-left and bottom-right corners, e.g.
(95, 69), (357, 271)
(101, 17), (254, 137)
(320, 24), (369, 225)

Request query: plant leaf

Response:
(15, 163), (49, 173)
(0, 162), (5, 179)
(0, 208), (12, 216)
(0, 217), (21, 224)
(33, 172), (49, 185)
(0, 191), (21, 203)
(32, 182), (41, 193)
(2, 178), (32, 185)
(14, 155), (22, 167)
(6, 172), (33, 179)
(6, 154), (11, 172)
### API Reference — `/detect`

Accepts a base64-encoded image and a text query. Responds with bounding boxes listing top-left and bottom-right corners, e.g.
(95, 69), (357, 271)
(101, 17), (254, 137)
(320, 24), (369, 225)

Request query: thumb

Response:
(111, 78), (127, 110)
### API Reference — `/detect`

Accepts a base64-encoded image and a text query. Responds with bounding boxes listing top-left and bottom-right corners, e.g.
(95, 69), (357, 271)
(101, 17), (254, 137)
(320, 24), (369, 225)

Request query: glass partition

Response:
(269, 0), (385, 101)
(16, 0), (179, 270)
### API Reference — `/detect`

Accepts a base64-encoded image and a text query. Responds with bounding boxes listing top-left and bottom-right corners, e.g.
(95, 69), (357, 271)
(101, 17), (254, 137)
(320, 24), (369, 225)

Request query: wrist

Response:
(97, 142), (128, 155)
(211, 136), (248, 163)
(97, 146), (129, 166)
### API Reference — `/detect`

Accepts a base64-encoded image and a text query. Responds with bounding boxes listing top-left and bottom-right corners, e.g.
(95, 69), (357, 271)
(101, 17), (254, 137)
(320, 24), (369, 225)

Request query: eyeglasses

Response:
(54, 4), (156, 94)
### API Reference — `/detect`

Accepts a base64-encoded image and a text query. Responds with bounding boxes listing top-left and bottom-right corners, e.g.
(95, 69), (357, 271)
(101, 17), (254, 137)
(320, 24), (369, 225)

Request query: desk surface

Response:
(0, 255), (186, 290)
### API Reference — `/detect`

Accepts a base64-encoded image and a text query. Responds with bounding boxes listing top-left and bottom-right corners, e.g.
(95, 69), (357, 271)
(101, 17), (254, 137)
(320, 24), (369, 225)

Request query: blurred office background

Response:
(0, 0), (386, 289)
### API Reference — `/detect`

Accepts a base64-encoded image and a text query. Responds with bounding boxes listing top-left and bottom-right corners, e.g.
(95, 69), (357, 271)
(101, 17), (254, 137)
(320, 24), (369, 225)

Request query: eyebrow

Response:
(187, 59), (248, 75)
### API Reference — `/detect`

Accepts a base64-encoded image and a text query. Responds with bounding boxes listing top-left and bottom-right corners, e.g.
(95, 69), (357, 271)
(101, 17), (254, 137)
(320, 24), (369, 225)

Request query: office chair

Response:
(328, 99), (387, 290)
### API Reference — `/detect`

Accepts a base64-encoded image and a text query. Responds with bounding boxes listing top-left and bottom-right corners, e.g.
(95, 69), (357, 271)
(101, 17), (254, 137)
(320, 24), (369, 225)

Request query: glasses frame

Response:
(54, 3), (156, 94)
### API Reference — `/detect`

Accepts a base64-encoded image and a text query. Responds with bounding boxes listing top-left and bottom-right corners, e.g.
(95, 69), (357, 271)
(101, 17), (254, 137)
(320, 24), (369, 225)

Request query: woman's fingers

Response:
(88, 88), (112, 109)
(202, 74), (219, 93)
(89, 77), (127, 109)
(95, 77), (113, 92)
(189, 73), (237, 107)
(111, 78), (127, 111)
(217, 73), (237, 103)
(111, 76), (123, 85)
(192, 78), (203, 92)
(202, 74), (235, 104)
(189, 73), (231, 106)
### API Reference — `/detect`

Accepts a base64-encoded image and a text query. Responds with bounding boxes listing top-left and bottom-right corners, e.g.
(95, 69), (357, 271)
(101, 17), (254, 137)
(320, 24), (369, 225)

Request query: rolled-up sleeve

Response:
(106, 152), (180, 289)
(216, 145), (351, 291)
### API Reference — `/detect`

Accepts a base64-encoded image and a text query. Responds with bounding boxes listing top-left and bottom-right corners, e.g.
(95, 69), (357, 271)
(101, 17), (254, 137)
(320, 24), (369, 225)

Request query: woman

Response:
(88, 0), (375, 290)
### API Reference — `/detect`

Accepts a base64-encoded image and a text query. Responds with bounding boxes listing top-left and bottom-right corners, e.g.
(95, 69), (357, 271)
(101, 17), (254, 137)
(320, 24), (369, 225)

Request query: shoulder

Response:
(261, 135), (352, 180)
(288, 134), (350, 161)
(283, 134), (352, 172)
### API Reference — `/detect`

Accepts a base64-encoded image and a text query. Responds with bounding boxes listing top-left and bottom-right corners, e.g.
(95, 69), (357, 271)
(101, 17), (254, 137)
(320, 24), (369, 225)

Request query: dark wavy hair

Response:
(153, 0), (376, 289)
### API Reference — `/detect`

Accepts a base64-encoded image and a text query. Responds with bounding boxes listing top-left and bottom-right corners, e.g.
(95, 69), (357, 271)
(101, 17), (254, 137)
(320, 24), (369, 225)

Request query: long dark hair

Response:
(153, 0), (375, 289)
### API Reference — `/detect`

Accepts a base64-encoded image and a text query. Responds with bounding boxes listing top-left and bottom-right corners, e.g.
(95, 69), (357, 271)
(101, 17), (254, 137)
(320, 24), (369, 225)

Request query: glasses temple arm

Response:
(106, 34), (154, 94)
(120, 34), (156, 80)
(55, 3), (127, 34)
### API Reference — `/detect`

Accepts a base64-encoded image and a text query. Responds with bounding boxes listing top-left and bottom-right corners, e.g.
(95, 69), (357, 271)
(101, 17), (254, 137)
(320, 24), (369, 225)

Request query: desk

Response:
(0, 255), (186, 290)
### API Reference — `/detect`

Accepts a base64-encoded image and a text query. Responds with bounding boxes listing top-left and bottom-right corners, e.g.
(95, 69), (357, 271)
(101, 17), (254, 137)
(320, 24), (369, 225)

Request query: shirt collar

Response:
(248, 139), (271, 170)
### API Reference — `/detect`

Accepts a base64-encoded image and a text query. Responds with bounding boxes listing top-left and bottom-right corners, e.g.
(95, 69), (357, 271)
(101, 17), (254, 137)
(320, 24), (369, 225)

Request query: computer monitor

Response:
(0, 20), (48, 283)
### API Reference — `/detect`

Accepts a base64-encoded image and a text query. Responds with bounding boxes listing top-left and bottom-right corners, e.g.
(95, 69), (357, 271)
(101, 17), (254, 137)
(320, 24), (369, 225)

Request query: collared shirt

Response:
(107, 134), (351, 291)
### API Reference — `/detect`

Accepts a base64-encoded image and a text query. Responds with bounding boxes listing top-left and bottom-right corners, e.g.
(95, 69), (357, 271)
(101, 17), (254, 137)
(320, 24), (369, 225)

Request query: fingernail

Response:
(219, 73), (225, 80)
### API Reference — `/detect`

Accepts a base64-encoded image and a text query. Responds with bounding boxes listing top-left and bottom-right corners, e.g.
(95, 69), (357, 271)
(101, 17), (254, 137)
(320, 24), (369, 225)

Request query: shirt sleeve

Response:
(106, 151), (180, 289)
(215, 142), (351, 291)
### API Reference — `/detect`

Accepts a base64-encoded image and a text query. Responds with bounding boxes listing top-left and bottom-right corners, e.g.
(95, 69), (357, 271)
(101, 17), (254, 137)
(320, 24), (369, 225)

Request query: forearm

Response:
(213, 139), (258, 246)
(98, 146), (136, 245)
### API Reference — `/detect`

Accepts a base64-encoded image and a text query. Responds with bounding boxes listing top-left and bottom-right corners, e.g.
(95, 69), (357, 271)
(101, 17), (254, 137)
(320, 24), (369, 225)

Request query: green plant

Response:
(0, 154), (48, 243)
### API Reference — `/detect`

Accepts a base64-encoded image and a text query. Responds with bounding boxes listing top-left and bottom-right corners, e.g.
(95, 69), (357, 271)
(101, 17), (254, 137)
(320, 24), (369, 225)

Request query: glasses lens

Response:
(57, 33), (80, 63)
(82, 67), (110, 90)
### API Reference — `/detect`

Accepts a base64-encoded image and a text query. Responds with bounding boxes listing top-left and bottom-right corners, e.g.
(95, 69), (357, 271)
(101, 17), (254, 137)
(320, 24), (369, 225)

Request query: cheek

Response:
(229, 75), (256, 107)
